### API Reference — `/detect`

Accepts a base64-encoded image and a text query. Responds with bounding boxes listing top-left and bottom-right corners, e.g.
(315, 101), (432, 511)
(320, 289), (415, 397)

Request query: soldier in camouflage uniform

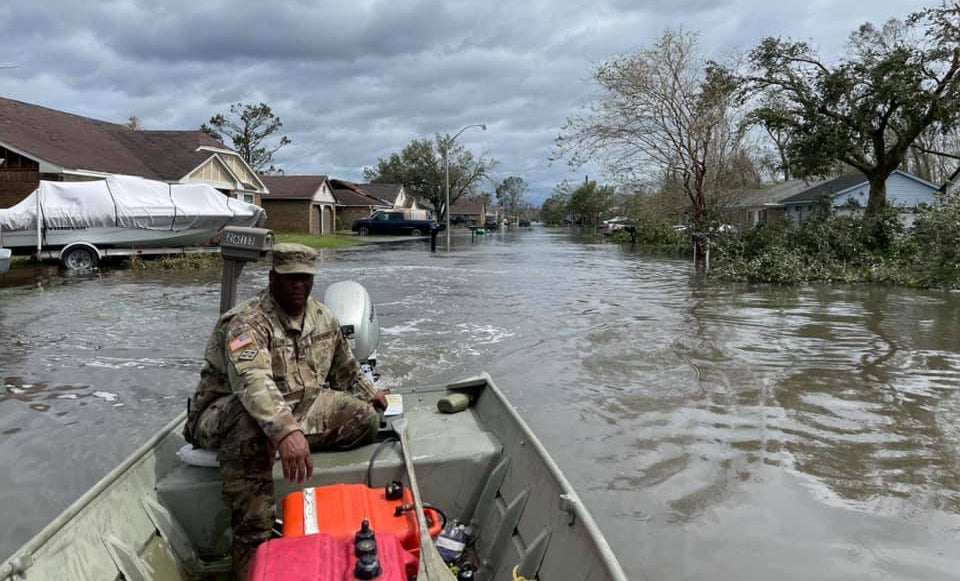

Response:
(183, 243), (387, 579)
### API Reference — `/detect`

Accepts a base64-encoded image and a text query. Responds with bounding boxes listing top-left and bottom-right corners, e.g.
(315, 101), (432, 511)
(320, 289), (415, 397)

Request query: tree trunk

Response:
(865, 174), (888, 217)
(778, 145), (790, 181)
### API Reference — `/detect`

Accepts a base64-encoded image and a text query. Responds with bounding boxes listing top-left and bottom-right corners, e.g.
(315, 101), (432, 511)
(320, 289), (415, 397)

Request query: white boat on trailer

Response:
(0, 230), (627, 581)
(0, 174), (266, 269)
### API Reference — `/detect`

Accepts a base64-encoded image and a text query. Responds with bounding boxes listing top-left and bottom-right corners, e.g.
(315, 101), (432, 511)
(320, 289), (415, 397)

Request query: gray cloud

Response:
(0, 0), (929, 203)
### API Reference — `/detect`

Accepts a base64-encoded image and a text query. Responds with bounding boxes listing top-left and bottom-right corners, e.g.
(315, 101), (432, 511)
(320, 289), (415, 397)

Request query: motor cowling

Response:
(322, 280), (380, 362)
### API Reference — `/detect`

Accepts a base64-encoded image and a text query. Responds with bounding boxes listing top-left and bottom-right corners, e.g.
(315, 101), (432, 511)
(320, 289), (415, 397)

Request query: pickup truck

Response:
(352, 211), (444, 236)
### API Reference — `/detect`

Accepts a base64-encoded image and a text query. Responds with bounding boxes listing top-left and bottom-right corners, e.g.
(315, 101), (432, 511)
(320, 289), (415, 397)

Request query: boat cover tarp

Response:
(0, 175), (266, 232)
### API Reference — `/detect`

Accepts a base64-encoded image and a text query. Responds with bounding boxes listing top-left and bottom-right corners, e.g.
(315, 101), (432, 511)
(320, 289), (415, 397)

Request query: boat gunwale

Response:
(0, 411), (186, 579)
(449, 373), (629, 580)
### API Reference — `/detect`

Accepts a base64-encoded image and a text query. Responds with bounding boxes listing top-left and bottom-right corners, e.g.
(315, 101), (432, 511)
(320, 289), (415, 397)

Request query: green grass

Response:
(275, 232), (364, 249)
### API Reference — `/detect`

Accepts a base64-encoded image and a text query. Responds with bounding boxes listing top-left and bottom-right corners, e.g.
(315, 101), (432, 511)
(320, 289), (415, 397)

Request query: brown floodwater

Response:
(1, 228), (959, 580)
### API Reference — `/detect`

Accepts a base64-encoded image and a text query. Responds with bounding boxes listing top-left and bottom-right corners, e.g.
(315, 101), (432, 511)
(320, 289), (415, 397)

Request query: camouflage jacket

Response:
(185, 289), (378, 445)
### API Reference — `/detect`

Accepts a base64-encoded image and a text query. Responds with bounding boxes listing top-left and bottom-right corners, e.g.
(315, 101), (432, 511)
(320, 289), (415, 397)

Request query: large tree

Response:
(555, 29), (753, 228)
(495, 176), (529, 222)
(201, 102), (291, 174)
(363, 135), (496, 222)
(748, 4), (960, 216)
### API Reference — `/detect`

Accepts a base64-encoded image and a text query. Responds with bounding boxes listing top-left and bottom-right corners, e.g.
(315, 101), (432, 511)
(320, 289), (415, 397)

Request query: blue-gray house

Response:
(780, 170), (940, 225)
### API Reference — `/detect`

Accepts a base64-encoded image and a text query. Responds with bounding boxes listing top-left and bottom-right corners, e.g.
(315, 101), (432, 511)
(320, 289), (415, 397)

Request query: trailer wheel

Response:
(61, 246), (99, 270)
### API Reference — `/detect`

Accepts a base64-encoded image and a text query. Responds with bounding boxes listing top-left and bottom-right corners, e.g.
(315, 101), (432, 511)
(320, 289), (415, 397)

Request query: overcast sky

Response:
(0, 1), (931, 204)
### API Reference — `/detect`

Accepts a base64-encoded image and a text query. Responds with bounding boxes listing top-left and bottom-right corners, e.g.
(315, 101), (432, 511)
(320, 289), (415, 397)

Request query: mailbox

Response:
(221, 226), (274, 262)
(219, 226), (274, 313)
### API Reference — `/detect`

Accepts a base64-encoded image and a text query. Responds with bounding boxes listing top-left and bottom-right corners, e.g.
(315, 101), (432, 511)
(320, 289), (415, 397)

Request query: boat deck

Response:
(158, 388), (501, 559)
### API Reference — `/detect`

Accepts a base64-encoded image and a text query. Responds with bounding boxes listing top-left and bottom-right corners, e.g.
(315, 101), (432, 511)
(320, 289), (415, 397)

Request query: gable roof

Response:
(451, 196), (484, 214)
(332, 187), (389, 207)
(729, 178), (832, 208)
(260, 175), (329, 199)
(357, 183), (403, 203)
(780, 174), (867, 204)
(0, 95), (227, 180)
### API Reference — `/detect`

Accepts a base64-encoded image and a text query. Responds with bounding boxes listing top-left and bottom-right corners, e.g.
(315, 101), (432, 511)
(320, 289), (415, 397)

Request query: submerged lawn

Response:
(275, 232), (364, 249)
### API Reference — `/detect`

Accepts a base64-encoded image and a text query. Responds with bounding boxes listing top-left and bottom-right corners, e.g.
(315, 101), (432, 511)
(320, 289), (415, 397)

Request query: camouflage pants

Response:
(192, 390), (379, 578)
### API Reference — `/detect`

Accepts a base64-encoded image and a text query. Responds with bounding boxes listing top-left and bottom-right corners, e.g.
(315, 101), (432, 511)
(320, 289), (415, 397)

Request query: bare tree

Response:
(555, 29), (753, 228)
(201, 102), (291, 174)
(495, 176), (529, 223)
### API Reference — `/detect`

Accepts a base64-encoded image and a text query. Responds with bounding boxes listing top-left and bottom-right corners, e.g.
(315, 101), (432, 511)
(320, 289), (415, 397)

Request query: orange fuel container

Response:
(282, 483), (443, 554)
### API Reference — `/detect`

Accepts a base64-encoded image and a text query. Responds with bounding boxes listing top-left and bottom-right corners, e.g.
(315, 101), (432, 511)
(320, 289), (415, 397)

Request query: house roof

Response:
(357, 183), (403, 203)
(728, 178), (829, 208)
(451, 196), (484, 214)
(332, 187), (389, 207)
(260, 175), (329, 199)
(780, 173), (867, 204)
(0, 95), (226, 180)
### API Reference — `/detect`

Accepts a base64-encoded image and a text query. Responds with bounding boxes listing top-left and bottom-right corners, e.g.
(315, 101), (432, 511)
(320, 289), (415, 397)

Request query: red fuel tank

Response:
(248, 531), (418, 581)
(282, 484), (442, 555)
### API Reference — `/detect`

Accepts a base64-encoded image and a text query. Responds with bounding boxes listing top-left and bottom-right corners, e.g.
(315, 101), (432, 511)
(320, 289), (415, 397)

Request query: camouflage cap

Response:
(271, 243), (317, 275)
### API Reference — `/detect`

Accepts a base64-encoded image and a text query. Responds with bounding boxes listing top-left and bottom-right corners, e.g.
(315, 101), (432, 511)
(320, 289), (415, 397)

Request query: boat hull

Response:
(0, 227), (219, 251)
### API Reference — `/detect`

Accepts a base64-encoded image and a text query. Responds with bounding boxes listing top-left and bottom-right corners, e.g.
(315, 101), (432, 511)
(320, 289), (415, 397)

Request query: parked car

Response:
(352, 210), (443, 236)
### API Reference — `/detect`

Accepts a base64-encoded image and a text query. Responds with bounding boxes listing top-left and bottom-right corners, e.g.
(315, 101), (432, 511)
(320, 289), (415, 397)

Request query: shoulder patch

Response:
(237, 349), (259, 361)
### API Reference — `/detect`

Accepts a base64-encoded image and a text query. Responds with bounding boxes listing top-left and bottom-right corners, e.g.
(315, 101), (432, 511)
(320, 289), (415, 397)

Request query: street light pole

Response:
(444, 123), (486, 249)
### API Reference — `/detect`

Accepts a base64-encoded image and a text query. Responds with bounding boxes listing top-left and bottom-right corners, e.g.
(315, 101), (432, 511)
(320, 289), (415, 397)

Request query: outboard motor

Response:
(323, 281), (380, 383)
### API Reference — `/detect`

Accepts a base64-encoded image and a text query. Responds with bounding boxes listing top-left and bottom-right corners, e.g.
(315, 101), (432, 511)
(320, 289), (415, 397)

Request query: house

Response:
(356, 183), (404, 206)
(330, 181), (393, 231)
(259, 175), (337, 234)
(357, 183), (432, 212)
(0, 96), (268, 208)
(725, 170), (940, 229)
(780, 170), (939, 225)
(725, 178), (835, 230)
(449, 196), (487, 226)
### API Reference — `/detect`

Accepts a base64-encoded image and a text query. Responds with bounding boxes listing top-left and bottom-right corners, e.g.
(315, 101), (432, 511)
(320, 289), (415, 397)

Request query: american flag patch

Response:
(229, 333), (253, 351)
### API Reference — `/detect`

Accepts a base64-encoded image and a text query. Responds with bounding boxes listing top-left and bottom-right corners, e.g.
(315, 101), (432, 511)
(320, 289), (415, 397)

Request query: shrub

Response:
(712, 198), (960, 288)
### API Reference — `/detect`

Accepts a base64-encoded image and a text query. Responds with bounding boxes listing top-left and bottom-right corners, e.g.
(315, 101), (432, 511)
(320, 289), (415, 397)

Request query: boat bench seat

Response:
(157, 404), (502, 558)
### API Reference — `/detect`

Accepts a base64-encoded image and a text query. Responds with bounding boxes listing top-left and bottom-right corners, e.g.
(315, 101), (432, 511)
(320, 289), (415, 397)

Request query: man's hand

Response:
(277, 430), (313, 484)
(370, 389), (390, 411)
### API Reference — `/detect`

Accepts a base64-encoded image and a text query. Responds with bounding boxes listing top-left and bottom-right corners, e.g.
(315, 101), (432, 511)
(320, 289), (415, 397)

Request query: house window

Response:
(236, 192), (255, 204)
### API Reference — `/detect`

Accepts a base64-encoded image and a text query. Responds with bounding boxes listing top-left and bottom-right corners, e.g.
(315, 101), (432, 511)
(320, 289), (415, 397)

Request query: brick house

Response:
(449, 196), (486, 226)
(330, 181), (392, 231)
(260, 175), (337, 234)
(0, 96), (268, 208)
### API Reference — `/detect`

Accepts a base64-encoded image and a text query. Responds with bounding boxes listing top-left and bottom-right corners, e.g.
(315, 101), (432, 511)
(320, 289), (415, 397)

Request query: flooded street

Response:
(3, 227), (960, 580)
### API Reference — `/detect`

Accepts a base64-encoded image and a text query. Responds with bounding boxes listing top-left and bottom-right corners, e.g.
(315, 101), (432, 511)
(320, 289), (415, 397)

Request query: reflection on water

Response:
(1, 229), (960, 580)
